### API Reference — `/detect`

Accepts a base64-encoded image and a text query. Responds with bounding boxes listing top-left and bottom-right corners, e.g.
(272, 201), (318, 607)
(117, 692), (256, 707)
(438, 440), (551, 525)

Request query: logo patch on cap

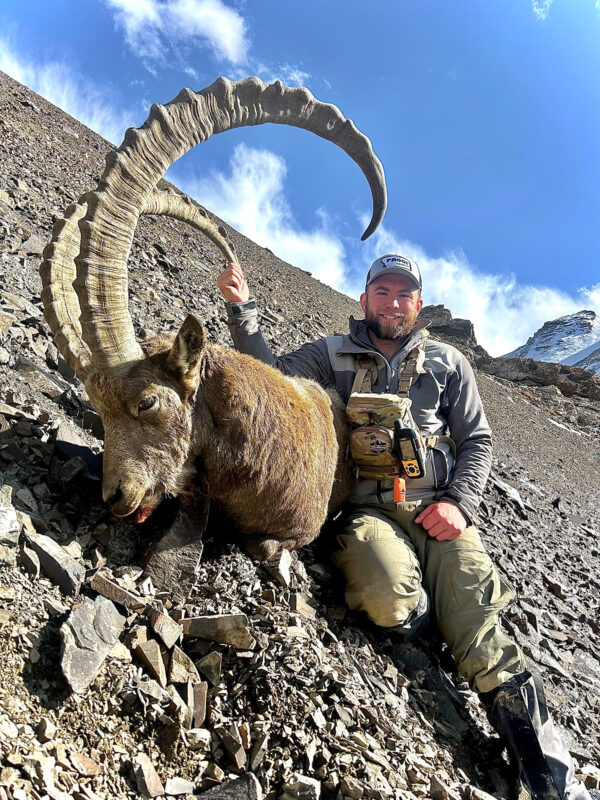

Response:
(381, 255), (413, 271)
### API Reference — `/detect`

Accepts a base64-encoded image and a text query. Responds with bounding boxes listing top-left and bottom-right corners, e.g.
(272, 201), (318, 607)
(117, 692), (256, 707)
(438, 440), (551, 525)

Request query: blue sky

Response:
(1, 0), (599, 355)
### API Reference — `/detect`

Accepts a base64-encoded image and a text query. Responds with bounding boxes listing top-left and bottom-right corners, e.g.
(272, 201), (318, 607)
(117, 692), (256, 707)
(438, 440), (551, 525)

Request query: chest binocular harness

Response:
(346, 337), (454, 483)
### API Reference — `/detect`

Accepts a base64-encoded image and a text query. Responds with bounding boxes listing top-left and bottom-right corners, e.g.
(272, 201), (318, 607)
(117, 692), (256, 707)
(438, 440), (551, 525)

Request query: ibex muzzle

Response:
(41, 77), (386, 560)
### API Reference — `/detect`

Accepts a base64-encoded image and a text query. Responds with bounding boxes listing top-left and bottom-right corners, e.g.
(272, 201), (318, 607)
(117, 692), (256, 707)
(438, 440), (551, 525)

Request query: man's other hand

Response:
(415, 501), (467, 541)
(217, 262), (250, 303)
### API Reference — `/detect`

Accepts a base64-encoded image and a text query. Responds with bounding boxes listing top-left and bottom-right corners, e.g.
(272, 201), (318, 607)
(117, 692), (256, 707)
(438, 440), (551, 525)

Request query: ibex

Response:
(40, 77), (386, 560)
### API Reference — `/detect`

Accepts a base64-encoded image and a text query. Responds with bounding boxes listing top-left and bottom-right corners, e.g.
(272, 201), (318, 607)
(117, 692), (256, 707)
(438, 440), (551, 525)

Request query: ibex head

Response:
(41, 77), (386, 524)
(85, 316), (205, 521)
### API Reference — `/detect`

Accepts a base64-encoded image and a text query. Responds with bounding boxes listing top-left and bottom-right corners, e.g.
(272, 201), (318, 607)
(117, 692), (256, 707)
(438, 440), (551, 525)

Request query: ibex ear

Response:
(167, 314), (205, 395)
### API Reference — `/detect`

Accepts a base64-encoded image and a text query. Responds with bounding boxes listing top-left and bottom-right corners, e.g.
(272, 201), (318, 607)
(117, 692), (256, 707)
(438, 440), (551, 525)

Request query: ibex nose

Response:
(104, 487), (123, 507)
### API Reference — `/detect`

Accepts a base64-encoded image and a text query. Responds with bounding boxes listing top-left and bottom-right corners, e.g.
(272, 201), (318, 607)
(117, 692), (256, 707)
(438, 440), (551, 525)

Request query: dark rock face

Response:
(420, 304), (477, 347)
(1, 69), (600, 799)
(482, 356), (600, 401)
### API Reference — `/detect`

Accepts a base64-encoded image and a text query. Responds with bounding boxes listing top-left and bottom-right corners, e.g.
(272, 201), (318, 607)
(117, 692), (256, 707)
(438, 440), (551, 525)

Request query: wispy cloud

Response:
(0, 35), (137, 144)
(230, 61), (312, 87)
(183, 65), (201, 82)
(168, 144), (599, 356)
(103, 0), (248, 65)
(582, 283), (600, 309)
(102, 0), (314, 91)
(173, 142), (599, 355)
(169, 143), (348, 290)
(531, 0), (555, 21)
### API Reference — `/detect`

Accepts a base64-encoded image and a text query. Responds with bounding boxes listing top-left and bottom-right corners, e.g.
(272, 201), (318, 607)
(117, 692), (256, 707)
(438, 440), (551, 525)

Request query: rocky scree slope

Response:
(1, 70), (600, 800)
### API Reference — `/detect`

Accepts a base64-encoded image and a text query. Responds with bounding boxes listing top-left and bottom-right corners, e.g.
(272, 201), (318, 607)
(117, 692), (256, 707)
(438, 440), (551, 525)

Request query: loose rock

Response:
(60, 596), (126, 693)
(23, 529), (85, 595)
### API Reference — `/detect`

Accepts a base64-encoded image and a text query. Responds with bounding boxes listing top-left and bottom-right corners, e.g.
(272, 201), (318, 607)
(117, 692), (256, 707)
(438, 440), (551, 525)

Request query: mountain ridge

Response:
(502, 309), (600, 376)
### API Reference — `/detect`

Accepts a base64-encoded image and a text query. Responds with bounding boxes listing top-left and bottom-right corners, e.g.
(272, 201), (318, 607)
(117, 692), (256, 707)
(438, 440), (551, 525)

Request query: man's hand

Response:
(414, 501), (467, 541)
(217, 262), (250, 303)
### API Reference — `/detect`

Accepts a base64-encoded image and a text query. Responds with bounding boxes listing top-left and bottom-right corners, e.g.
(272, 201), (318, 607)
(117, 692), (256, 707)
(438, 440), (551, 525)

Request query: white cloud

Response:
(276, 64), (311, 86)
(103, 0), (248, 65)
(169, 143), (600, 356)
(358, 223), (600, 356)
(169, 143), (348, 290)
(531, 0), (555, 21)
(0, 35), (136, 144)
(230, 61), (312, 88)
(581, 283), (600, 310)
(168, 144), (600, 357)
(183, 65), (201, 82)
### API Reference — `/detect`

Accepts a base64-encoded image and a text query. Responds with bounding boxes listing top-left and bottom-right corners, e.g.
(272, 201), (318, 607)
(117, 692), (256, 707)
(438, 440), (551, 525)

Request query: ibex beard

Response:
(86, 315), (347, 561)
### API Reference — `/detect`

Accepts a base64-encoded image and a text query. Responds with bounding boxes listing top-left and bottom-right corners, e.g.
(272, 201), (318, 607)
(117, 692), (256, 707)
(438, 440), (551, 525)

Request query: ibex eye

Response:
(138, 395), (158, 413)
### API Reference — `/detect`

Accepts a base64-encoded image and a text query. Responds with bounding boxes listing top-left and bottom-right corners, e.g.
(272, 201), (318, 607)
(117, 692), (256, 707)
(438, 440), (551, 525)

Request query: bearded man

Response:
(217, 253), (596, 800)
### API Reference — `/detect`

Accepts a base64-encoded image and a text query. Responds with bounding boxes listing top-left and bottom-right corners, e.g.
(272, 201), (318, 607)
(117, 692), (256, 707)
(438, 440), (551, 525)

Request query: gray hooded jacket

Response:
(226, 299), (492, 523)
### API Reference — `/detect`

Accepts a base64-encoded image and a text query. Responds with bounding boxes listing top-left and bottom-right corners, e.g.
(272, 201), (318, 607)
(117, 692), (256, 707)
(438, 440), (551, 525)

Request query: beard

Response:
(364, 304), (419, 341)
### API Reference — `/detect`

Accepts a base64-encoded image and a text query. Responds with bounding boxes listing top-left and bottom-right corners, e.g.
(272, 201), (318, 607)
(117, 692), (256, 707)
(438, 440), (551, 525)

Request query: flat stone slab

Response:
(61, 596), (126, 693)
(143, 498), (208, 600)
(214, 725), (246, 769)
(165, 777), (195, 795)
(133, 753), (164, 799)
(145, 606), (183, 649)
(263, 548), (292, 587)
(90, 570), (147, 612)
(169, 645), (200, 684)
(196, 651), (222, 687)
(199, 773), (262, 799)
(24, 530), (85, 595)
(181, 614), (255, 650)
(135, 640), (167, 688)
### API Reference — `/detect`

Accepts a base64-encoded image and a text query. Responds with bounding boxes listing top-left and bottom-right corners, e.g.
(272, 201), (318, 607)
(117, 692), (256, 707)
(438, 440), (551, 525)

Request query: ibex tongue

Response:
(133, 506), (153, 524)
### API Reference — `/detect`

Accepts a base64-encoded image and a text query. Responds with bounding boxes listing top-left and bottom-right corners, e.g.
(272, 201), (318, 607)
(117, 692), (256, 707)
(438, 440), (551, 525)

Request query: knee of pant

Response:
(352, 583), (426, 629)
(434, 550), (514, 621)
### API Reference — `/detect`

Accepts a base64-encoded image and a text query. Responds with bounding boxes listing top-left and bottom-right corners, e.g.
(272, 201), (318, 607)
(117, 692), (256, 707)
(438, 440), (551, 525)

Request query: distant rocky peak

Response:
(418, 304), (490, 363)
(502, 309), (599, 366)
(419, 304), (476, 345)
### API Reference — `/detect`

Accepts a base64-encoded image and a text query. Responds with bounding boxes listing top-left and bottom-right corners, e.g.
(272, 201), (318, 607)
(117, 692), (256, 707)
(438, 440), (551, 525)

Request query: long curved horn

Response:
(76, 76), (387, 374)
(40, 200), (95, 383)
(41, 190), (238, 383)
(140, 191), (238, 266)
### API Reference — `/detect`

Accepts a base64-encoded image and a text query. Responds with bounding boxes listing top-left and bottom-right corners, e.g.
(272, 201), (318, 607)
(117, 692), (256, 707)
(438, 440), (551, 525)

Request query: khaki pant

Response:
(331, 500), (524, 693)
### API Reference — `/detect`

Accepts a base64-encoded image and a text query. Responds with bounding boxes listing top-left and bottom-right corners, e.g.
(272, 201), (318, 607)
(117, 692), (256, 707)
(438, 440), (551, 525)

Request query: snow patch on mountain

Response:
(503, 310), (600, 375)
(571, 345), (600, 376)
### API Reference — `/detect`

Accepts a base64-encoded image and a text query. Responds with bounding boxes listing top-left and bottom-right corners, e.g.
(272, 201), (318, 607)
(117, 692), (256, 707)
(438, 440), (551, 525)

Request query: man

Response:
(217, 254), (595, 800)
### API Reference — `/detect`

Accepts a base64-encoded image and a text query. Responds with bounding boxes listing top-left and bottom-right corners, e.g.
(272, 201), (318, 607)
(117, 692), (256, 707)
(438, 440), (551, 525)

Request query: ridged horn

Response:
(76, 76), (387, 374)
(41, 191), (238, 384)
(40, 199), (95, 383)
(140, 191), (238, 266)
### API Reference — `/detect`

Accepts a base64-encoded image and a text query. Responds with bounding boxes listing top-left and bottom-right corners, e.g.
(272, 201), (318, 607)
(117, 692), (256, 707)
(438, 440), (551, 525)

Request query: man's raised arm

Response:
(217, 262), (334, 387)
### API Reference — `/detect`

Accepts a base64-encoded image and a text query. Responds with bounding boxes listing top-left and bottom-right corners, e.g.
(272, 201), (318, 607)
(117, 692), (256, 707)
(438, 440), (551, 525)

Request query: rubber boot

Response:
(480, 671), (591, 800)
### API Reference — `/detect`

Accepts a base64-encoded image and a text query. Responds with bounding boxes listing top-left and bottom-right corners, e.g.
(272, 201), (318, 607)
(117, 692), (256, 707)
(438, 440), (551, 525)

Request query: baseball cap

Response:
(365, 254), (422, 291)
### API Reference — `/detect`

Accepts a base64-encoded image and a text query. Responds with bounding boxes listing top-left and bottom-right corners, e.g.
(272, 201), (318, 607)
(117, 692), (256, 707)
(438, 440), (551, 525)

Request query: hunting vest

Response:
(346, 336), (455, 481)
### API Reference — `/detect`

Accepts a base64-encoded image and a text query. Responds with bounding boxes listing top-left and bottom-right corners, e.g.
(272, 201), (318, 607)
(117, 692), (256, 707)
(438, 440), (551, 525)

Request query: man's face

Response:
(360, 273), (423, 341)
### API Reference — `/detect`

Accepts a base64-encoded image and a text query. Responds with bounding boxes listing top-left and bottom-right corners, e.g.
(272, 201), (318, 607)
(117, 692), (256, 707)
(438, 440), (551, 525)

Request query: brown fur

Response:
(87, 315), (350, 561)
